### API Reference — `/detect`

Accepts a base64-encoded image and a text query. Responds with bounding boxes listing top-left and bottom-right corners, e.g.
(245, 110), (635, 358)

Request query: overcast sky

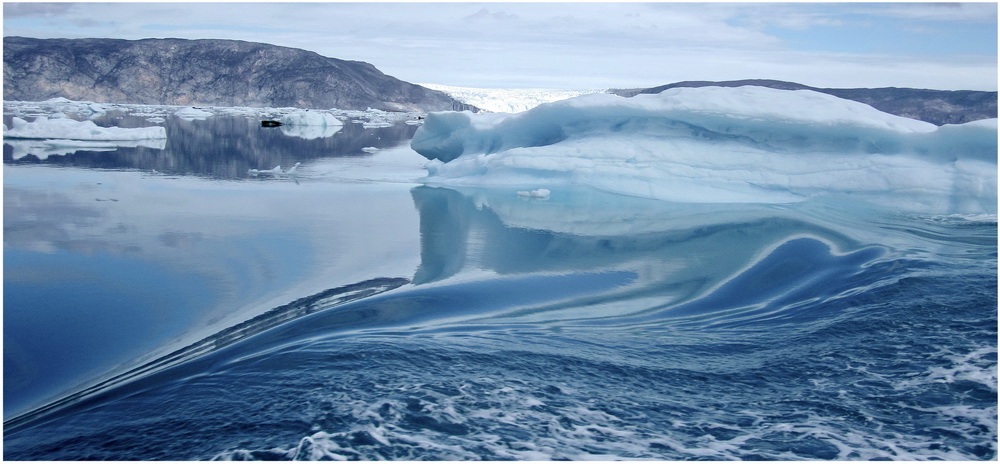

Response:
(4, 2), (997, 90)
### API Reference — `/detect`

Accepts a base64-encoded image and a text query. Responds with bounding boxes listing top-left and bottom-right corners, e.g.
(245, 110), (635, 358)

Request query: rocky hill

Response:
(611, 79), (997, 126)
(3, 37), (477, 112)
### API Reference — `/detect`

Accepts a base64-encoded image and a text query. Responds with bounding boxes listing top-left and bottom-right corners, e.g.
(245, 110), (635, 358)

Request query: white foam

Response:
(895, 347), (998, 392)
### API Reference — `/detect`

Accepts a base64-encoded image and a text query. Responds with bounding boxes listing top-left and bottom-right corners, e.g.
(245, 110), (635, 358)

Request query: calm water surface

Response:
(3, 106), (997, 460)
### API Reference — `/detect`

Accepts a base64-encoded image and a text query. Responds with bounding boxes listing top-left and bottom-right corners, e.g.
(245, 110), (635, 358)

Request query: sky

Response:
(3, 2), (997, 91)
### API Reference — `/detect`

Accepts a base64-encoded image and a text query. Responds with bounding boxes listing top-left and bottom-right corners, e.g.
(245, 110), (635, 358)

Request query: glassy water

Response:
(3, 106), (418, 177)
(3, 105), (997, 460)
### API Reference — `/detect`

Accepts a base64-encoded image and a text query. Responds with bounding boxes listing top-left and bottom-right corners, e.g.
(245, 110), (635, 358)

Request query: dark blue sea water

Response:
(4, 104), (997, 460)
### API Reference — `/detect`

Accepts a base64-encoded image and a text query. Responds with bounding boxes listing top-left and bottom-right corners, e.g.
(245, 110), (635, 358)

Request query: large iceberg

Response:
(4, 115), (167, 141)
(411, 86), (997, 213)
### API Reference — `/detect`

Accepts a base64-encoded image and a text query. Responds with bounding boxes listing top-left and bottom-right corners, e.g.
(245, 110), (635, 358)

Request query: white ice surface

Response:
(412, 86), (997, 213)
(4, 115), (167, 141)
(420, 83), (606, 113)
(276, 110), (344, 139)
(278, 110), (343, 127)
(174, 107), (214, 120)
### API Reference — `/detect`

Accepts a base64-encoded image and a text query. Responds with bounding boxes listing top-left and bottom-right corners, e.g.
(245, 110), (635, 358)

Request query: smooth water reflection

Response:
(3, 165), (422, 417)
(3, 110), (417, 178)
(3, 168), (925, 418)
(410, 185), (888, 322)
(4, 163), (996, 460)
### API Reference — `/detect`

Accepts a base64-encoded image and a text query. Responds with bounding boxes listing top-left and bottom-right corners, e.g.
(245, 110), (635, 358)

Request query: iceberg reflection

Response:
(5, 138), (167, 160)
(410, 185), (887, 329)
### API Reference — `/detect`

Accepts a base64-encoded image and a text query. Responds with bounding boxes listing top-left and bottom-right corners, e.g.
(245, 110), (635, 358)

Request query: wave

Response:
(3, 277), (409, 433)
(4, 184), (994, 461)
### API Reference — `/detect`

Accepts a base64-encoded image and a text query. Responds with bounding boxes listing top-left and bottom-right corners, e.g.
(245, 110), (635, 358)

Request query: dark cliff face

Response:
(3, 37), (477, 112)
(611, 79), (998, 126)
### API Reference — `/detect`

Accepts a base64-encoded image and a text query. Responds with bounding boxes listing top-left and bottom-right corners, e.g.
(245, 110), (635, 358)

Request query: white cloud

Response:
(2, 2), (995, 90)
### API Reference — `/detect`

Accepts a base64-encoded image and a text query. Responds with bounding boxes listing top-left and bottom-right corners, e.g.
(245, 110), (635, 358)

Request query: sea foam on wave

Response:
(411, 86), (997, 213)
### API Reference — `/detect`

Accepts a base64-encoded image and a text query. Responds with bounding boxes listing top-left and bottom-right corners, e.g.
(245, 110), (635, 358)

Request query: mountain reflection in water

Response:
(3, 108), (418, 177)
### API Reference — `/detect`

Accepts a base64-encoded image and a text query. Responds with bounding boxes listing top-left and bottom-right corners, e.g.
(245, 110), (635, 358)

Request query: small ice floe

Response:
(274, 111), (343, 139)
(249, 165), (283, 176)
(517, 188), (551, 199)
(4, 116), (167, 141)
(249, 162), (301, 177)
(278, 110), (342, 128)
(174, 107), (213, 121)
(84, 102), (109, 115)
(361, 147), (379, 153)
(362, 120), (393, 128)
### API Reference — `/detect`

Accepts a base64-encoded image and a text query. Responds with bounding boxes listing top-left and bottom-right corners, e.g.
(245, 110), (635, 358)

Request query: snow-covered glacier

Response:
(411, 86), (997, 214)
(419, 83), (605, 113)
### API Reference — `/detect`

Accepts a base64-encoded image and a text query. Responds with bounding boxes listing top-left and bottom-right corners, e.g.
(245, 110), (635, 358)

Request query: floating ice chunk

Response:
(174, 107), (213, 120)
(248, 165), (283, 176)
(4, 116), (167, 141)
(248, 162), (301, 178)
(362, 120), (393, 128)
(517, 188), (551, 198)
(278, 110), (343, 127)
(412, 86), (997, 214)
(361, 147), (380, 153)
(86, 103), (109, 114)
(275, 111), (344, 139)
(412, 86), (938, 163)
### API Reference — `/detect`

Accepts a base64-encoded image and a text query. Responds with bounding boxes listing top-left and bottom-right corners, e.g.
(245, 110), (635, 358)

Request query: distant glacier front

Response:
(412, 86), (997, 214)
